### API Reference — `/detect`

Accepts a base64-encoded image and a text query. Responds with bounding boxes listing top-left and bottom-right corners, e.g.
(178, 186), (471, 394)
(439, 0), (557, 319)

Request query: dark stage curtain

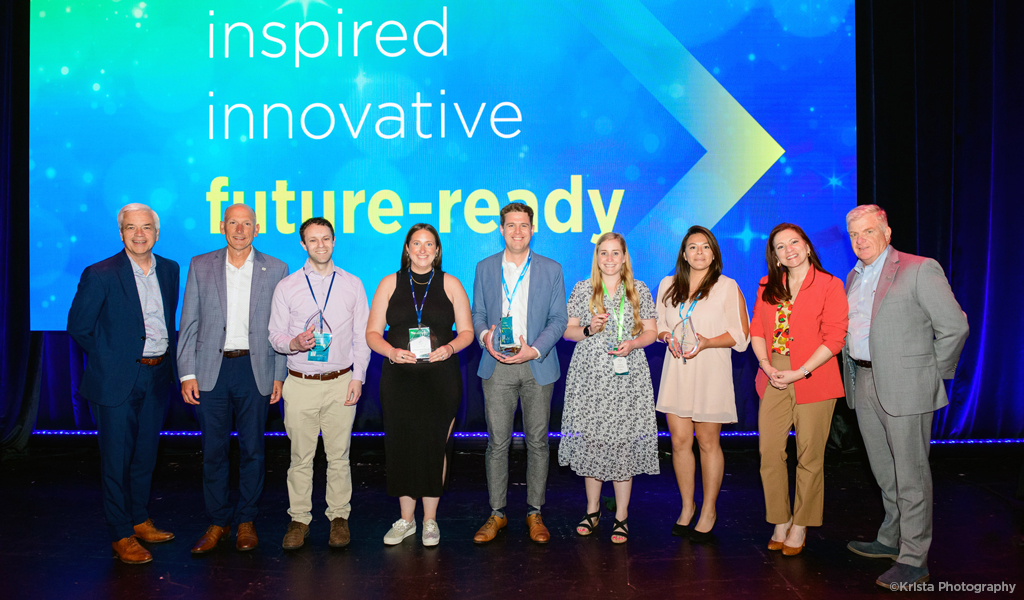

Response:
(0, 1), (39, 455)
(4, 1), (1022, 442)
(859, 0), (1024, 438)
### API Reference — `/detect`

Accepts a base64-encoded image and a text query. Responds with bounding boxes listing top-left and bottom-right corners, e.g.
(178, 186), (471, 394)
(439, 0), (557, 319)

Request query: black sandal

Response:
(576, 511), (601, 536)
(611, 518), (629, 544)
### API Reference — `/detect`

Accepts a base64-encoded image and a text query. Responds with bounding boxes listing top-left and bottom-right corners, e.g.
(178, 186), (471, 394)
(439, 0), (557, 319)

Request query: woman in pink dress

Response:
(655, 226), (749, 542)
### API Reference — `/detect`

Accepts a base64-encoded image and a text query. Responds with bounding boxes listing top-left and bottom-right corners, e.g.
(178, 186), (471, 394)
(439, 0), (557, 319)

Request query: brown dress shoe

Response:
(329, 517), (351, 548)
(191, 525), (231, 554)
(473, 515), (508, 544)
(112, 536), (153, 564)
(282, 521), (310, 550)
(526, 514), (550, 544)
(236, 522), (258, 551)
(133, 519), (175, 543)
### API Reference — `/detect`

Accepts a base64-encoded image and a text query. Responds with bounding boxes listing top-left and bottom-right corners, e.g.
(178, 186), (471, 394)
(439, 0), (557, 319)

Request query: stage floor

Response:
(1, 437), (1021, 599)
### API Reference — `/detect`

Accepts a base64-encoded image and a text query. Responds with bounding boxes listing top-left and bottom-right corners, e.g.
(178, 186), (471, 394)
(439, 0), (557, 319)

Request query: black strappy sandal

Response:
(576, 511), (601, 536)
(611, 518), (629, 544)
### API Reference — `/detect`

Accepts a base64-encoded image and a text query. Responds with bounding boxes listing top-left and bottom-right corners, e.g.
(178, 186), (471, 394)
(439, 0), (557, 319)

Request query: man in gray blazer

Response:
(841, 204), (968, 588)
(177, 203), (289, 553)
(471, 202), (569, 544)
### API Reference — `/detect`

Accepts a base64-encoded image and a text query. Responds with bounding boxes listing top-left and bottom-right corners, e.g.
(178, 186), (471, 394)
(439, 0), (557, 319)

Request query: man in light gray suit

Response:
(841, 204), (968, 589)
(177, 203), (289, 554)
(471, 202), (569, 544)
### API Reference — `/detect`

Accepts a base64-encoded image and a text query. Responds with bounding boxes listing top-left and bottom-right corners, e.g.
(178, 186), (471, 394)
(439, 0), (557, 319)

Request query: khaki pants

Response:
(758, 354), (836, 527)
(282, 372), (357, 524)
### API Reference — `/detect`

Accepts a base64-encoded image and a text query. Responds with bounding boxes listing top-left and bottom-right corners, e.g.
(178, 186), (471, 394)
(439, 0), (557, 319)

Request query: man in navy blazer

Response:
(177, 203), (289, 554)
(471, 202), (568, 544)
(68, 203), (179, 565)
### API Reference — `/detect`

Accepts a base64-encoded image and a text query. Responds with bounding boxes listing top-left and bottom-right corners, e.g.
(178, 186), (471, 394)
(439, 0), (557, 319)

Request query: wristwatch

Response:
(583, 325), (591, 337)
(800, 367), (812, 379)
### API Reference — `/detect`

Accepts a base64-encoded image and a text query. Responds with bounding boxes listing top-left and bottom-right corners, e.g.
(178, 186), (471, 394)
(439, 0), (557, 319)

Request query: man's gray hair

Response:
(846, 204), (888, 229)
(117, 203), (160, 231)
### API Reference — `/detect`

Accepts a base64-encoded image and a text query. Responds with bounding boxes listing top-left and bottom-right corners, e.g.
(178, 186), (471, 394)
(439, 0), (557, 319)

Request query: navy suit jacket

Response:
(68, 251), (180, 407)
(472, 250), (568, 386)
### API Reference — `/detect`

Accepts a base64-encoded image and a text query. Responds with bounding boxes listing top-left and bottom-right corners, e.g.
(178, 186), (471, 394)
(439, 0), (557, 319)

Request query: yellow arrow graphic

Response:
(568, 0), (785, 256)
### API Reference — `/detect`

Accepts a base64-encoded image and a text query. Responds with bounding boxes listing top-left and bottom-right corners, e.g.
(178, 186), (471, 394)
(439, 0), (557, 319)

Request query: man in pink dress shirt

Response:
(269, 217), (370, 550)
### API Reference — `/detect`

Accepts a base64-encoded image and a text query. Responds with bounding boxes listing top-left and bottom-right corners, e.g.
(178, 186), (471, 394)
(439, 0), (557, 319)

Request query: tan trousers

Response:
(758, 354), (836, 527)
(282, 372), (357, 524)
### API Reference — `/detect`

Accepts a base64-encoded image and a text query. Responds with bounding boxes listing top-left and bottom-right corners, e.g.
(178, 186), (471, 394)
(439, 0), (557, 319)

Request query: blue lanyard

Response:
(408, 269), (434, 327)
(305, 272), (336, 329)
(501, 253), (532, 315)
(678, 294), (701, 324)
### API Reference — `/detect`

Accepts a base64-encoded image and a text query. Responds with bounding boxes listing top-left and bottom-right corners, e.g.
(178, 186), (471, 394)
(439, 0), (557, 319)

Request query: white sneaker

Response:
(383, 518), (416, 545)
(422, 519), (440, 547)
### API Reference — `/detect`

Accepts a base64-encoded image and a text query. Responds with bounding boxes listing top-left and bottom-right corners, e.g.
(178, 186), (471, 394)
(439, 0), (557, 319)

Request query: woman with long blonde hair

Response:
(559, 232), (659, 544)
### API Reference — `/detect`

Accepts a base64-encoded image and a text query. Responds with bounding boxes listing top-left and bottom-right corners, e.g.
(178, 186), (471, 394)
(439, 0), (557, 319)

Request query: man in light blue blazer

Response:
(176, 203), (289, 554)
(841, 205), (968, 589)
(471, 203), (569, 544)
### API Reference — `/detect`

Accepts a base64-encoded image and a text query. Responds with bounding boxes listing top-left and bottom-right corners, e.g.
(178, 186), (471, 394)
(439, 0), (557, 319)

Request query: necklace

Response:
(410, 270), (433, 284)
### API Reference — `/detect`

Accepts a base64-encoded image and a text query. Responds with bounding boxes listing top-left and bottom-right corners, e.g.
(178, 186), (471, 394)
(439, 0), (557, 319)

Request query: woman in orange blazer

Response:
(751, 223), (848, 556)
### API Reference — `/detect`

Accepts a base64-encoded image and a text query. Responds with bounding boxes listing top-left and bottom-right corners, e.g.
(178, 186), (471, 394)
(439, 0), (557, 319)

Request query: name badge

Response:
(408, 327), (432, 362)
(613, 355), (629, 376)
(308, 332), (331, 362)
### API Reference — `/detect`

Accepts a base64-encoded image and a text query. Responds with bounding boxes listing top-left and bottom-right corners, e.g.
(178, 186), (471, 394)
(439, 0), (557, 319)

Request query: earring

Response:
(776, 260), (781, 267)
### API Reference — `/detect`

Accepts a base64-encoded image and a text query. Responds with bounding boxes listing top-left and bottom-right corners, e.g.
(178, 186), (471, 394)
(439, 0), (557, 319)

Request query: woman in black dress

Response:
(366, 223), (474, 546)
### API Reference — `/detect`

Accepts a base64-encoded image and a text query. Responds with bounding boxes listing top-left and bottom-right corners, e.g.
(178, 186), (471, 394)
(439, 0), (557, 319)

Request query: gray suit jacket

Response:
(176, 247), (289, 396)
(841, 247), (969, 416)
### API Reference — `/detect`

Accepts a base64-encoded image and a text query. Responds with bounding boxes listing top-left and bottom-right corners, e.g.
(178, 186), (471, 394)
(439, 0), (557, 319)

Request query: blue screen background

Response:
(29, 0), (856, 329)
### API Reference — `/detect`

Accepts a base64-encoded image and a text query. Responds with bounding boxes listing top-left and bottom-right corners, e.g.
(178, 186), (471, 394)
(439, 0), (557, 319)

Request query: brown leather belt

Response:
(223, 349), (249, 358)
(288, 367), (352, 381)
(853, 359), (872, 369)
(139, 353), (168, 366)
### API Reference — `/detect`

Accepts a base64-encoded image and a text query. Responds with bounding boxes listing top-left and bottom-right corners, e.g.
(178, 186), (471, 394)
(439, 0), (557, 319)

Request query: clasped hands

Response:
(761, 363), (805, 390)
(483, 326), (538, 364)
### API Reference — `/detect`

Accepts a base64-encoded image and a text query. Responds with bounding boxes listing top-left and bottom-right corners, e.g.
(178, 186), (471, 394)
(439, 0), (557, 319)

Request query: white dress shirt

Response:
(500, 250), (531, 344)
(224, 249), (254, 351)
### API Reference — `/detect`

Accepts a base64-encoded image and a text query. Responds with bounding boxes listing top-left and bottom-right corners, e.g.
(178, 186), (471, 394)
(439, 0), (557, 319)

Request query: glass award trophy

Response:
(304, 312), (334, 362)
(499, 315), (521, 356)
(670, 318), (698, 357)
(408, 327), (439, 363)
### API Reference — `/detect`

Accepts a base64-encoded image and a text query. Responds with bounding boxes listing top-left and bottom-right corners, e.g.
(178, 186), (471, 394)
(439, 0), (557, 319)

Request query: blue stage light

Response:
(29, 430), (1024, 444)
